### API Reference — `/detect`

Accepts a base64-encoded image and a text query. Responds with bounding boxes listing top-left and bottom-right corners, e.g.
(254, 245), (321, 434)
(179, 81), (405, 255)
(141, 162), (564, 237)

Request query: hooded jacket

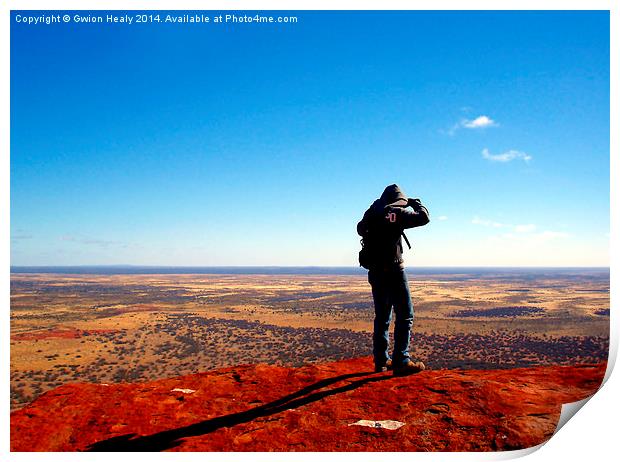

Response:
(357, 185), (430, 269)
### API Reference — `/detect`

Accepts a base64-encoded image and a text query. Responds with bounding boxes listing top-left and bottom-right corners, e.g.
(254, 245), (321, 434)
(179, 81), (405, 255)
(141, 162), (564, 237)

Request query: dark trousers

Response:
(368, 266), (414, 367)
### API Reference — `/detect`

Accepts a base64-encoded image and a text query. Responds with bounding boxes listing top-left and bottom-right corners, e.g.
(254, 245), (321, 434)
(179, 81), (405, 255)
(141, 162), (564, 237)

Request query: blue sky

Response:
(10, 11), (609, 266)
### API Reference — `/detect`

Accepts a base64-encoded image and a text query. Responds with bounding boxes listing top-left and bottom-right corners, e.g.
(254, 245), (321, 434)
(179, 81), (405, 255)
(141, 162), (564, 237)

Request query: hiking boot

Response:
(393, 360), (425, 376)
(374, 359), (393, 373)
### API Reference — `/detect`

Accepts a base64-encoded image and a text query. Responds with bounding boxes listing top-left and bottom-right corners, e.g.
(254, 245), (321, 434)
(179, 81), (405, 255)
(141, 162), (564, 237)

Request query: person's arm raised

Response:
(398, 198), (430, 228)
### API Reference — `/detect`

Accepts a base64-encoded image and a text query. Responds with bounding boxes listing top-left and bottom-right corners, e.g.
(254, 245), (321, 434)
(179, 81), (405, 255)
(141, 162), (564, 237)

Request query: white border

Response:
(3, 1), (616, 461)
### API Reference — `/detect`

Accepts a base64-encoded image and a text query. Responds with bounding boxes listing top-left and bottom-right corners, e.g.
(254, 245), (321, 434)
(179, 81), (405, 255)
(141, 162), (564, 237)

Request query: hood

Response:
(380, 184), (408, 207)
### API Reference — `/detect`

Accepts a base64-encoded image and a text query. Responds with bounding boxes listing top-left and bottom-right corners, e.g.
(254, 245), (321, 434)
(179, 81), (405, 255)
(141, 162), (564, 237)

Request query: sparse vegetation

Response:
(10, 271), (609, 411)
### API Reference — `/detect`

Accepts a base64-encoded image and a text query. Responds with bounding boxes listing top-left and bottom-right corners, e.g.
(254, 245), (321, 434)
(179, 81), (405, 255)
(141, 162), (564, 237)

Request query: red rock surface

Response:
(11, 327), (116, 341)
(10, 357), (605, 452)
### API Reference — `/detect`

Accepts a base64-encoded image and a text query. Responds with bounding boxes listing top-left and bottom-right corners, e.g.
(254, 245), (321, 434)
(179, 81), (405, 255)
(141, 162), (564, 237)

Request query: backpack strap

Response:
(381, 203), (412, 250)
(401, 231), (411, 250)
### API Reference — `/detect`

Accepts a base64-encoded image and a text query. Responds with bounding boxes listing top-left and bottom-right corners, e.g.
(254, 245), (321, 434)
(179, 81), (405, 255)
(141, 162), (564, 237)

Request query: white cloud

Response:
(59, 235), (126, 248)
(472, 216), (506, 228)
(514, 224), (537, 233)
(436, 215), (448, 221)
(463, 115), (498, 129)
(472, 218), (558, 238)
(482, 148), (532, 163)
(489, 230), (570, 243)
(445, 114), (498, 135)
(538, 231), (570, 240)
(445, 123), (461, 136)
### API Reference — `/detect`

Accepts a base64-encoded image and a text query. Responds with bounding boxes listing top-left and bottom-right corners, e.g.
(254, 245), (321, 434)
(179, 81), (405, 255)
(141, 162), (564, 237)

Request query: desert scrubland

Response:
(10, 270), (609, 410)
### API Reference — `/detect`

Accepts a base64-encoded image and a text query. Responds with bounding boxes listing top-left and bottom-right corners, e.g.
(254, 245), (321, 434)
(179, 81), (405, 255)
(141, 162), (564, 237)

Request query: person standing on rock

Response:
(357, 184), (430, 376)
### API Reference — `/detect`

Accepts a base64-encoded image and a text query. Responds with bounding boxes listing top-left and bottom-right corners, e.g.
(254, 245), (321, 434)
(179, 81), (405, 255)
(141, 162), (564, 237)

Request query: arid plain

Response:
(10, 269), (609, 411)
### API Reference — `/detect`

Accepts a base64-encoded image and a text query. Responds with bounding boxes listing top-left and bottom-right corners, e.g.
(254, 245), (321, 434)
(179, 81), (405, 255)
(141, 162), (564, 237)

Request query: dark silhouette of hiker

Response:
(357, 184), (430, 376)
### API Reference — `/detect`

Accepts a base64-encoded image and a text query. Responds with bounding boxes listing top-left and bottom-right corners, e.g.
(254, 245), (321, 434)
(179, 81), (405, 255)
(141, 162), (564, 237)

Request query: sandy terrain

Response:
(10, 270), (609, 410)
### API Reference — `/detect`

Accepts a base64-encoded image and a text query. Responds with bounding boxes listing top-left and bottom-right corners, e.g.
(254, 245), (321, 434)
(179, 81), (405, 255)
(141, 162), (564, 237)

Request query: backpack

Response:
(359, 231), (411, 269)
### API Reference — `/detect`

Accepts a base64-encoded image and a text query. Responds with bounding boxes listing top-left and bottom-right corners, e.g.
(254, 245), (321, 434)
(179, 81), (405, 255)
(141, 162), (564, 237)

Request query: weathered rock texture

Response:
(10, 357), (605, 452)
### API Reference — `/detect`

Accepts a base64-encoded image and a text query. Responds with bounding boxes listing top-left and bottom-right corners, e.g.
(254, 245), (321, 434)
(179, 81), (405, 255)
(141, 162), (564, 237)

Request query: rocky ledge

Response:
(10, 357), (605, 452)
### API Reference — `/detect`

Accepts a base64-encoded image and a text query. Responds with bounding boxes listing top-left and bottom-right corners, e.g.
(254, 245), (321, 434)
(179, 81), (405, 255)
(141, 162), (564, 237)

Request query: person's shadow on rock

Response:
(87, 370), (392, 452)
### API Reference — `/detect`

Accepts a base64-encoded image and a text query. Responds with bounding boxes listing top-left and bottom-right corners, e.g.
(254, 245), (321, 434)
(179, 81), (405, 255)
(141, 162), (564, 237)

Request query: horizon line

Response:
(10, 265), (611, 269)
(10, 264), (610, 276)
